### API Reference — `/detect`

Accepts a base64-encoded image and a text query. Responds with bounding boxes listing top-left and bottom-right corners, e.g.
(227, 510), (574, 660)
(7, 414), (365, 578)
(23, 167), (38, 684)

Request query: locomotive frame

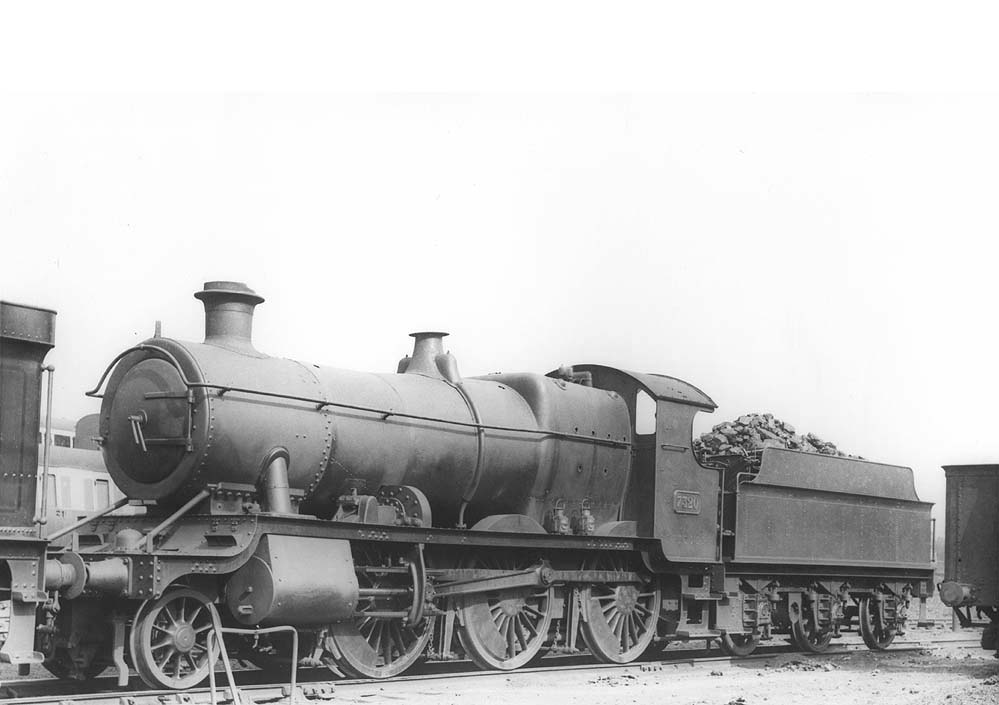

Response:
(1, 282), (936, 690)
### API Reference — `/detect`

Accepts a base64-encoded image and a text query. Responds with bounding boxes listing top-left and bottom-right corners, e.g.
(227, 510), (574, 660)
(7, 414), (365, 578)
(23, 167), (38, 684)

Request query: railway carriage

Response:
(0, 300), (56, 671)
(1, 282), (935, 689)
(939, 464), (999, 653)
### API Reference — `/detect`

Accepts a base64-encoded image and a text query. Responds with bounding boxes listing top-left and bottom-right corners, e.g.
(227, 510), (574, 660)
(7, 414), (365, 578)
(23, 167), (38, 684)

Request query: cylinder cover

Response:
(225, 535), (359, 626)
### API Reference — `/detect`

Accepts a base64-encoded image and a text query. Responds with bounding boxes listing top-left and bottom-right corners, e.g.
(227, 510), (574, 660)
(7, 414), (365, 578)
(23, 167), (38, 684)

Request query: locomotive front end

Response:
(98, 282), (333, 508)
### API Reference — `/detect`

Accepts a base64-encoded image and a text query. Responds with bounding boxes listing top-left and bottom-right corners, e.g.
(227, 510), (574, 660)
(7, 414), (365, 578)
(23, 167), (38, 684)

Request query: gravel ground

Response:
(2, 598), (995, 705)
(334, 640), (998, 705)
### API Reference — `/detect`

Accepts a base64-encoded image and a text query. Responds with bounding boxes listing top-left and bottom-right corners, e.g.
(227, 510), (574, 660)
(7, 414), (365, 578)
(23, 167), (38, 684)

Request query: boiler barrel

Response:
(98, 283), (631, 527)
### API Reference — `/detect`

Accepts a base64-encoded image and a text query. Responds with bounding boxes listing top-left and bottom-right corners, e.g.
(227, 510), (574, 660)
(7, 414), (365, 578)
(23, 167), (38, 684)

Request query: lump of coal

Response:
(693, 412), (859, 465)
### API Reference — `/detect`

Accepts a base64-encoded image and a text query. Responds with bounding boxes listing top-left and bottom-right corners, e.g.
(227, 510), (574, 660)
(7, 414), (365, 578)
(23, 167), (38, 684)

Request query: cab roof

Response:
(562, 364), (717, 410)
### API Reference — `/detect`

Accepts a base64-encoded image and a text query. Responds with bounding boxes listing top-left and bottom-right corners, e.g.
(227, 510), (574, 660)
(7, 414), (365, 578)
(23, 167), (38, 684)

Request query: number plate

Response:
(673, 490), (701, 515)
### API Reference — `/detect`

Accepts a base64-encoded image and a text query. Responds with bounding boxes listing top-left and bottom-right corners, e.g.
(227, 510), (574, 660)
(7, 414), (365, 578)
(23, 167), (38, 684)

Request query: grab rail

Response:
(206, 603), (299, 705)
(86, 344), (631, 450)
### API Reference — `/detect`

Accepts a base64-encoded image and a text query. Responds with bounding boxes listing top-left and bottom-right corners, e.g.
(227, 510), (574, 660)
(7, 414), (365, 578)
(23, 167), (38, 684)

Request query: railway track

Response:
(0, 634), (983, 705)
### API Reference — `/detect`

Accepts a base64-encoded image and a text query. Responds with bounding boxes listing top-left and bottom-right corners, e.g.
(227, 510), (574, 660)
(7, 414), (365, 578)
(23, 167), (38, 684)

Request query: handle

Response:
(128, 410), (148, 452)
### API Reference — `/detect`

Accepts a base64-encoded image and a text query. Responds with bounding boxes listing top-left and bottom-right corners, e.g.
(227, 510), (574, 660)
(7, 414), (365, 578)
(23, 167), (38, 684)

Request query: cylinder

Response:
(225, 536), (359, 626)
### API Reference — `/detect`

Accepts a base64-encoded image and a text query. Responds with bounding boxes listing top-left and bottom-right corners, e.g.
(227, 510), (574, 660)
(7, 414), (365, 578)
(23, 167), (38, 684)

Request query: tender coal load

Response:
(693, 412), (856, 464)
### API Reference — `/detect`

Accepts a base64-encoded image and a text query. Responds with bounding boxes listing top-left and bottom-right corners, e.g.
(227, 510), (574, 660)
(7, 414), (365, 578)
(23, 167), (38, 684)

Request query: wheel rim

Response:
(790, 601), (832, 653)
(859, 597), (895, 650)
(457, 554), (553, 670)
(130, 588), (218, 689)
(326, 547), (434, 679)
(578, 555), (661, 664)
(718, 632), (760, 657)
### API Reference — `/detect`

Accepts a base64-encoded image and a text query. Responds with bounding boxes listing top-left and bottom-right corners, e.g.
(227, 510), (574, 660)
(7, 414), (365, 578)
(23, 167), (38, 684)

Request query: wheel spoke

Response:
(156, 648), (175, 670)
(371, 621), (384, 655)
(627, 614), (639, 644)
(520, 613), (538, 637)
(360, 619), (376, 639)
(514, 617), (528, 651)
(382, 624), (393, 665)
(390, 621), (408, 654)
(522, 605), (544, 619)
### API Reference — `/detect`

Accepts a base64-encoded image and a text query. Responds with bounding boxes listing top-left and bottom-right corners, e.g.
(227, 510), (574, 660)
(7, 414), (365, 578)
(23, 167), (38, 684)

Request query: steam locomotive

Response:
(1, 282), (935, 689)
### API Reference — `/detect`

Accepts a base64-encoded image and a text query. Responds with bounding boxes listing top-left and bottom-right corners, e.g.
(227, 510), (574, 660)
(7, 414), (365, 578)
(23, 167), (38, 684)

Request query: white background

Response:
(3, 2), (998, 520)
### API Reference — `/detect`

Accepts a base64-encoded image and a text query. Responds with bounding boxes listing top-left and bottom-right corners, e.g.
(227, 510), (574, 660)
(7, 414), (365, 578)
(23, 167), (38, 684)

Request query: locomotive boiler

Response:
(3, 281), (937, 691)
(98, 281), (632, 531)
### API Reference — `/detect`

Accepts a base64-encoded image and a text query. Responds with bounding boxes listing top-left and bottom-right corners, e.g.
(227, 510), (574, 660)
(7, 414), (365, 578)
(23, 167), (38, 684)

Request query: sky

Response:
(2, 92), (997, 520)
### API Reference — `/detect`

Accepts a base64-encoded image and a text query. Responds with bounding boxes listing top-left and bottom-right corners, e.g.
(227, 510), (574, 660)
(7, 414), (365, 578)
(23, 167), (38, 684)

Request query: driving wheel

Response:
(578, 554), (661, 664)
(325, 545), (435, 678)
(456, 553), (553, 670)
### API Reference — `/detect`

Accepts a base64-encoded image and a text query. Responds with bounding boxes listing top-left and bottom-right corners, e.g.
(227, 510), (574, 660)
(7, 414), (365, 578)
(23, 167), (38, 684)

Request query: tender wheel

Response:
(130, 588), (218, 689)
(456, 553), (553, 671)
(718, 632), (760, 657)
(326, 546), (435, 679)
(859, 596), (895, 650)
(578, 554), (662, 664)
(790, 600), (832, 654)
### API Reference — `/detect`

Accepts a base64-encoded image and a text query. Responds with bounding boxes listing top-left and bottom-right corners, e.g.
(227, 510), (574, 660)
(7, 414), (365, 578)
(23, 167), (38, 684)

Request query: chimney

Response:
(194, 281), (264, 351)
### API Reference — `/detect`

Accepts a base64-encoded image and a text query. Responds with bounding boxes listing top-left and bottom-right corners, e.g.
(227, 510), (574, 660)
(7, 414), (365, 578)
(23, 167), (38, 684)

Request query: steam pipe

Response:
(260, 449), (293, 514)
